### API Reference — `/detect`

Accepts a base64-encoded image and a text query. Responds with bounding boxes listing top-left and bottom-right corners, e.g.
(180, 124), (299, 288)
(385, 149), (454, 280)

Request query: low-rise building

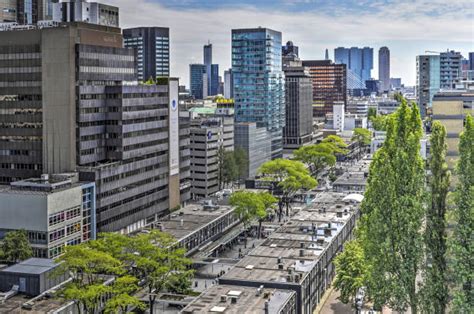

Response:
(0, 173), (95, 258)
(182, 284), (297, 314)
(333, 172), (367, 193)
(218, 192), (363, 314)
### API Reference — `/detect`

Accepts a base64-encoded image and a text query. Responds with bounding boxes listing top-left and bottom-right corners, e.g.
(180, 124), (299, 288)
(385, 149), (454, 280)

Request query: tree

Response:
(105, 276), (145, 313)
(369, 114), (389, 131)
(230, 191), (277, 238)
(334, 240), (368, 307)
(357, 100), (425, 313)
(449, 114), (474, 312)
(258, 159), (317, 222)
(321, 135), (348, 154)
(368, 107), (377, 120)
(294, 143), (337, 176)
(351, 128), (372, 159)
(234, 147), (249, 183)
(1, 230), (33, 263)
(421, 121), (450, 314)
(218, 147), (238, 189)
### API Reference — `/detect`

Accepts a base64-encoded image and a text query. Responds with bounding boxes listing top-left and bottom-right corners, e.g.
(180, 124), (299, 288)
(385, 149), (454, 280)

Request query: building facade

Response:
(416, 54), (441, 117)
(301, 60), (347, 117)
(440, 50), (462, 89)
(189, 63), (207, 99)
(51, 0), (119, 27)
(0, 23), (185, 234)
(189, 108), (234, 198)
(282, 40), (299, 57)
(232, 27), (285, 166)
(378, 47), (390, 92)
(224, 69), (233, 99)
(334, 46), (373, 90)
(283, 59), (313, 150)
(0, 173), (96, 258)
(123, 26), (170, 80)
(0, 0), (17, 22)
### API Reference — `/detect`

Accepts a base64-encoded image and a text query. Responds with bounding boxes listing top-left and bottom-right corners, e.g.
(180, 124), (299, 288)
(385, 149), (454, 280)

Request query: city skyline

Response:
(110, 0), (474, 86)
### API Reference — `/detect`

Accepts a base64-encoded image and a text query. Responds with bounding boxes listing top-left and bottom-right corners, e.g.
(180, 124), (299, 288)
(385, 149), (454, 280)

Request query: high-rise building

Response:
(469, 52), (474, 71)
(224, 69), (233, 99)
(390, 77), (402, 89)
(51, 0), (119, 27)
(440, 50), (462, 89)
(282, 57), (313, 150)
(416, 54), (441, 117)
(123, 27), (170, 81)
(282, 40), (298, 57)
(334, 46), (373, 90)
(202, 43), (219, 96)
(378, 47), (390, 92)
(0, 23), (185, 234)
(16, 0), (40, 24)
(232, 27), (285, 164)
(189, 64), (207, 99)
(0, 0), (17, 22)
(301, 60), (347, 117)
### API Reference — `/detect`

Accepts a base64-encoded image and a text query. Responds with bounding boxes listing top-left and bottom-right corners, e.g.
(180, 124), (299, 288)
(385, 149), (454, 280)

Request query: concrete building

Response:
(390, 77), (402, 89)
(232, 27), (285, 164)
(182, 284), (297, 314)
(189, 108), (234, 199)
(52, 0), (119, 27)
(0, 0), (17, 22)
(0, 173), (95, 258)
(0, 23), (186, 234)
(416, 54), (440, 117)
(378, 47), (390, 92)
(432, 90), (474, 168)
(332, 103), (345, 131)
(282, 40), (299, 58)
(123, 26), (170, 80)
(219, 192), (363, 314)
(283, 58), (313, 150)
(301, 60), (346, 117)
(440, 50), (463, 89)
(326, 104), (367, 131)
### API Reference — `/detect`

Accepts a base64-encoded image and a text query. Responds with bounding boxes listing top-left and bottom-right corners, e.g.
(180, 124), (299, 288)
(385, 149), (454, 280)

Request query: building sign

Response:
(169, 80), (180, 176)
(207, 130), (212, 140)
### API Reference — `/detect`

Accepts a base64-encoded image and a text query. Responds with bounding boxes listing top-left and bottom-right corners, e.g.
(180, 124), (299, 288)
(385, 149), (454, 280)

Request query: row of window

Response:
(0, 163), (42, 170)
(48, 206), (81, 227)
(0, 94), (42, 101)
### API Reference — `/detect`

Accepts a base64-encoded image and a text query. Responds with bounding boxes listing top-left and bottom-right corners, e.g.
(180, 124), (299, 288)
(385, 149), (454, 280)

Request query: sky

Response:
(109, 0), (474, 86)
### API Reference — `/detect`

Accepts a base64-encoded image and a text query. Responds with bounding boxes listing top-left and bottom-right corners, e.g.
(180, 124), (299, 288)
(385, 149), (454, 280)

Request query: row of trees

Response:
(334, 99), (473, 313)
(57, 231), (193, 314)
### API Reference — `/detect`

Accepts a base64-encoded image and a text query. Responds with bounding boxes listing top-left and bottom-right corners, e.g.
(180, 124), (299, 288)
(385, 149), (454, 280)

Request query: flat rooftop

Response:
(157, 203), (234, 242)
(220, 192), (361, 285)
(0, 258), (58, 275)
(181, 284), (295, 314)
(333, 172), (368, 187)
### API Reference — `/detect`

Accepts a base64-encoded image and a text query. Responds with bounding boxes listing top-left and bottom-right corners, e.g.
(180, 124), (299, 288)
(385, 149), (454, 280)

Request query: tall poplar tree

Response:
(449, 114), (474, 312)
(358, 100), (425, 313)
(422, 121), (450, 313)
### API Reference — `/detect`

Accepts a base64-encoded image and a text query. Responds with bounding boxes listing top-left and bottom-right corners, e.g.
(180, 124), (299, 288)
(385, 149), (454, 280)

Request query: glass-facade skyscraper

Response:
(334, 46), (373, 90)
(232, 27), (285, 160)
(416, 55), (440, 117)
(190, 64), (207, 99)
(123, 27), (170, 81)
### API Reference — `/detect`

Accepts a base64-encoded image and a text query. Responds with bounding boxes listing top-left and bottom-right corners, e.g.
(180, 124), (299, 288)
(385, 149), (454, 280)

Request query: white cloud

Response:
(109, 0), (474, 86)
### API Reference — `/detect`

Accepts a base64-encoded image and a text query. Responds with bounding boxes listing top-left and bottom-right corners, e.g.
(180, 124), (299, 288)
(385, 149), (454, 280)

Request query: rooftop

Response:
(0, 258), (58, 275)
(182, 284), (295, 314)
(0, 173), (83, 195)
(333, 172), (368, 187)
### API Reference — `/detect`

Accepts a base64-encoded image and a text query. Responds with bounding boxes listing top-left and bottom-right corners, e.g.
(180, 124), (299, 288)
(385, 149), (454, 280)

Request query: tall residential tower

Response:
(378, 47), (390, 92)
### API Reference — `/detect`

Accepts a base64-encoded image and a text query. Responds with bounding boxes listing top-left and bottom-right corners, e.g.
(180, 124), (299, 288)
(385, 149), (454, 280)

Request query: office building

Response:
(224, 69), (233, 99)
(416, 55), (440, 117)
(469, 52), (474, 71)
(378, 47), (390, 92)
(0, 0), (17, 22)
(189, 64), (207, 99)
(440, 50), (462, 89)
(123, 26), (170, 80)
(0, 173), (95, 258)
(189, 108), (233, 198)
(390, 77), (402, 89)
(301, 60), (347, 117)
(0, 23), (186, 234)
(232, 27), (285, 165)
(178, 108), (192, 205)
(432, 90), (474, 169)
(283, 58), (313, 149)
(203, 43), (219, 96)
(282, 40), (299, 57)
(334, 46), (373, 90)
(51, 0), (119, 27)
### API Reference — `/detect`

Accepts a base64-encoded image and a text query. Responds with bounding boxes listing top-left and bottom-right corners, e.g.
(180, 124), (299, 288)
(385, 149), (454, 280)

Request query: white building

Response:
(52, 0), (119, 27)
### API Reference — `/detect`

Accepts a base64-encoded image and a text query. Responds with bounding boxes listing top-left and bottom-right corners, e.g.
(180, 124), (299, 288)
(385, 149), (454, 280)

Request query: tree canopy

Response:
(1, 230), (33, 263)
(294, 143), (337, 175)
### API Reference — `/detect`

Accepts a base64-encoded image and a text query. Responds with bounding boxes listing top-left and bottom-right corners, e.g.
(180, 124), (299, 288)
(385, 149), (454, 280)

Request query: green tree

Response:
(230, 191), (277, 238)
(258, 159), (317, 222)
(294, 143), (337, 176)
(357, 100), (425, 313)
(449, 114), (474, 312)
(368, 107), (377, 120)
(234, 147), (249, 184)
(1, 230), (33, 262)
(421, 121), (450, 314)
(351, 128), (372, 159)
(369, 114), (389, 131)
(105, 276), (145, 313)
(321, 134), (349, 154)
(219, 148), (238, 189)
(334, 240), (368, 306)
